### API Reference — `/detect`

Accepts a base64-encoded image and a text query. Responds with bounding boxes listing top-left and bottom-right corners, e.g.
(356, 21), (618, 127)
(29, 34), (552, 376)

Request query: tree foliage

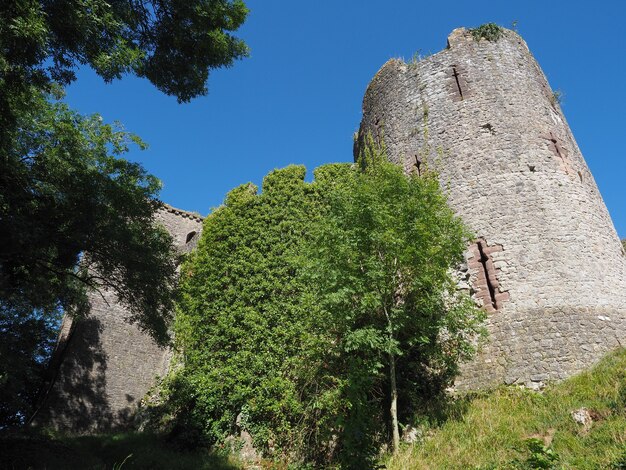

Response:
(1, 0), (248, 129)
(161, 165), (334, 459)
(1, 91), (178, 343)
(302, 147), (485, 465)
(0, 305), (61, 427)
(157, 153), (484, 467)
(0, 91), (178, 428)
(0, 0), (248, 427)
(0, 0), (249, 321)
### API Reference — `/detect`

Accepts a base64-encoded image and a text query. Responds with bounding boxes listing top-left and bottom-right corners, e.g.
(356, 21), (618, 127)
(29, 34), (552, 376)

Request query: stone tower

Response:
(33, 204), (203, 432)
(355, 27), (626, 389)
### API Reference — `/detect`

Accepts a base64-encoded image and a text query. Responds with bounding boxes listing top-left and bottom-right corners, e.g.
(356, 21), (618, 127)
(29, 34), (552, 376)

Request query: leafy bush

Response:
(514, 438), (560, 469)
(159, 151), (483, 467)
(165, 165), (335, 463)
(470, 23), (504, 42)
(301, 145), (484, 466)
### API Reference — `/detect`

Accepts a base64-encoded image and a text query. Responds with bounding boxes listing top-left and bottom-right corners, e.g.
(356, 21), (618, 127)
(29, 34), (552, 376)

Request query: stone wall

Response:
(34, 27), (626, 431)
(355, 27), (626, 389)
(34, 204), (203, 432)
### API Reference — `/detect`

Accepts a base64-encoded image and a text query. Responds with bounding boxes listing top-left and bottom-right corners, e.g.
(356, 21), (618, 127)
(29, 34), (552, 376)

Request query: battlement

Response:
(158, 202), (203, 223)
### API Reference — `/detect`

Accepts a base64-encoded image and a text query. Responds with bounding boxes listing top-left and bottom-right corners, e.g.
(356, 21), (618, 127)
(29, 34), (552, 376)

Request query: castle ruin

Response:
(355, 27), (626, 389)
(33, 205), (203, 432)
(38, 27), (626, 432)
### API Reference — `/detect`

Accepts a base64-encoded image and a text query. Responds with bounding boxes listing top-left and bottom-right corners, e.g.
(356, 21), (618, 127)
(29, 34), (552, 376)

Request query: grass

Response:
(2, 350), (624, 469)
(0, 431), (240, 469)
(551, 89), (565, 107)
(386, 348), (626, 469)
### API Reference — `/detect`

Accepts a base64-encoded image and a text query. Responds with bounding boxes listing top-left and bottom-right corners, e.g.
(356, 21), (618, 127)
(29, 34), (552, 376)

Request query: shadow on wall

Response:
(35, 317), (134, 433)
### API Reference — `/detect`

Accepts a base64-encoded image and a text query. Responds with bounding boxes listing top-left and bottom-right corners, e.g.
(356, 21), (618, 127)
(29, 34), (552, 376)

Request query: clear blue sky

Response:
(65, 0), (626, 238)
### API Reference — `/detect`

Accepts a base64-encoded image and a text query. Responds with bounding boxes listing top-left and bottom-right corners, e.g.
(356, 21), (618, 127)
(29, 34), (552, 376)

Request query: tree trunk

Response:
(389, 352), (400, 453)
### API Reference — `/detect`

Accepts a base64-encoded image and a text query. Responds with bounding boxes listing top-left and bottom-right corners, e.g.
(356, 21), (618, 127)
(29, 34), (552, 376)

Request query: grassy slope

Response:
(2, 350), (623, 469)
(388, 349), (626, 469)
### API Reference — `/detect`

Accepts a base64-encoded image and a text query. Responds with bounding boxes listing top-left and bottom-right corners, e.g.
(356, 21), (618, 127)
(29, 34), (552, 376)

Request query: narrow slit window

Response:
(414, 155), (422, 176)
(452, 66), (464, 100)
(477, 241), (497, 310)
(543, 131), (569, 174)
(469, 239), (508, 312)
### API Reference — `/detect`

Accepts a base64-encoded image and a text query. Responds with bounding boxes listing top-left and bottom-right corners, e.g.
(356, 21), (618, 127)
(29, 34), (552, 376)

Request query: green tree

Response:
(0, 304), (62, 427)
(0, 0), (248, 426)
(167, 166), (337, 459)
(1, 0), (249, 316)
(1, 0), (248, 136)
(157, 156), (483, 467)
(1, 92), (178, 342)
(301, 145), (484, 463)
(0, 92), (178, 427)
